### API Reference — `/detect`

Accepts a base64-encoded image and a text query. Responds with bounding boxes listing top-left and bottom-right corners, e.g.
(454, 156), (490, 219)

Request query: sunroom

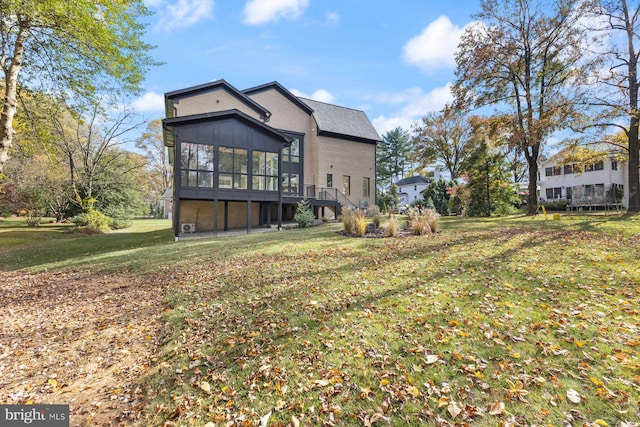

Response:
(163, 109), (292, 237)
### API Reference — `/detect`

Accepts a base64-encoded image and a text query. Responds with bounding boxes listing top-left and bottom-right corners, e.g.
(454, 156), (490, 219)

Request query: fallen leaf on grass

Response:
(447, 401), (462, 418)
(200, 381), (211, 393)
(260, 411), (272, 427)
(488, 401), (505, 415)
(567, 388), (582, 403)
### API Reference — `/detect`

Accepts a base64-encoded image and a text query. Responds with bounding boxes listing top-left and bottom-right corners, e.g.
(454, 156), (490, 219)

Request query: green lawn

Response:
(1, 214), (639, 426)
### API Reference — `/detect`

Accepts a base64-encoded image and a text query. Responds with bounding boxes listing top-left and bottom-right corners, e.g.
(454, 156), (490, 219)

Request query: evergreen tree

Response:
(377, 127), (411, 189)
(463, 141), (519, 217)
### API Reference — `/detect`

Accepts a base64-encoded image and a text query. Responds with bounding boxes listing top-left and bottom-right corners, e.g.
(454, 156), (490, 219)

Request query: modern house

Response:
(395, 176), (432, 206)
(162, 79), (380, 238)
(538, 148), (628, 209)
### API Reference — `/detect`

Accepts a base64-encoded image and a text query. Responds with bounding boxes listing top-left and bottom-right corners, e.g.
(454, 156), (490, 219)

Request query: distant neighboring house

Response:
(538, 148), (627, 209)
(162, 79), (381, 237)
(395, 176), (431, 205)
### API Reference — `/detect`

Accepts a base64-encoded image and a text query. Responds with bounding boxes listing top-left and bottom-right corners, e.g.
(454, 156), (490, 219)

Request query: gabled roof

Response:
(243, 81), (314, 115)
(299, 98), (382, 144)
(395, 176), (430, 186)
(165, 79), (271, 120)
(163, 109), (292, 144)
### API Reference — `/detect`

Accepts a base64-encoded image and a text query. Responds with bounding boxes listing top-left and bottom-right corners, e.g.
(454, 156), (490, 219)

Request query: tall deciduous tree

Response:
(454, 0), (592, 214)
(0, 0), (157, 172)
(411, 107), (474, 180)
(136, 119), (172, 201)
(582, 0), (640, 212)
(376, 127), (412, 189)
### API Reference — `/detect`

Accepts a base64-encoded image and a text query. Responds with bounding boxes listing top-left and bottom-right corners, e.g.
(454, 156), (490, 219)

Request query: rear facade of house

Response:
(163, 80), (380, 238)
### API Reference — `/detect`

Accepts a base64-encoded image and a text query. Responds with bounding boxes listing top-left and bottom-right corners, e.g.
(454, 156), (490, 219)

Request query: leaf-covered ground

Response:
(0, 269), (169, 426)
(140, 223), (639, 426)
(1, 216), (639, 426)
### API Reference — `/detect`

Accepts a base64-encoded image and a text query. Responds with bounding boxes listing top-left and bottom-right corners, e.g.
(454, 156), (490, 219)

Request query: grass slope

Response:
(1, 215), (639, 426)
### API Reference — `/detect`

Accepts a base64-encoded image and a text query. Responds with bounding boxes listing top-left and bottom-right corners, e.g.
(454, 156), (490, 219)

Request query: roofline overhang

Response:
(317, 130), (380, 145)
(162, 109), (292, 145)
(243, 81), (314, 115)
(164, 79), (272, 121)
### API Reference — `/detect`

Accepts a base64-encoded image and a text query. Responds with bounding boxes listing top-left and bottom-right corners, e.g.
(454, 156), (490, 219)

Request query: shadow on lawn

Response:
(143, 226), (570, 392)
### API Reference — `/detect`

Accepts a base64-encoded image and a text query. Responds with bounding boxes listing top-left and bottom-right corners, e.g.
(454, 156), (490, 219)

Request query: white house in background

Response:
(395, 176), (431, 205)
(538, 148), (628, 208)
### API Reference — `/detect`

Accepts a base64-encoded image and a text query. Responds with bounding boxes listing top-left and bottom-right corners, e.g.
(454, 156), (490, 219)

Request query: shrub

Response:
(341, 207), (355, 234)
(72, 209), (112, 231)
(424, 208), (440, 232)
(541, 200), (570, 211)
(353, 211), (367, 237)
(408, 208), (440, 235)
(110, 218), (132, 230)
(294, 199), (315, 228)
(383, 216), (400, 237)
(409, 215), (430, 235)
(372, 215), (382, 230)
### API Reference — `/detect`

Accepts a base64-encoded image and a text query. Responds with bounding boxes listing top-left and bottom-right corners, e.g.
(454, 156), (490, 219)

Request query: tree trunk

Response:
(628, 116), (640, 211)
(0, 19), (29, 173)
(527, 161), (538, 215)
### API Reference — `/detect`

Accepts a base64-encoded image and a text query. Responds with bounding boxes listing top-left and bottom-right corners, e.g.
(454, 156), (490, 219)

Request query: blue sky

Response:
(132, 0), (481, 137)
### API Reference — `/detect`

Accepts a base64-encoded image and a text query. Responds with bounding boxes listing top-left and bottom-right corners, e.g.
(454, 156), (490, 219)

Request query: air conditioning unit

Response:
(180, 223), (196, 233)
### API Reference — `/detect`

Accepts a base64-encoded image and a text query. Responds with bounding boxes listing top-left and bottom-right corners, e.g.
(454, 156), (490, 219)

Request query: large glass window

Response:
(219, 147), (248, 189)
(180, 142), (214, 188)
(282, 138), (300, 163)
(252, 151), (279, 191)
(282, 173), (300, 195)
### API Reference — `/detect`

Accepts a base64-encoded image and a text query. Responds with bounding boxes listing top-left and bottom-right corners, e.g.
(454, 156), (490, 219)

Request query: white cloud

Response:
(371, 84), (454, 136)
(152, 0), (214, 32)
(402, 15), (466, 72)
(243, 0), (309, 25)
(325, 11), (340, 26)
(290, 88), (336, 104)
(372, 115), (416, 137)
(132, 92), (165, 113)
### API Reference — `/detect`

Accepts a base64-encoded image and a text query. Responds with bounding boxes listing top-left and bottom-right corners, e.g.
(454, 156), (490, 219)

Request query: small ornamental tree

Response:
(294, 199), (315, 228)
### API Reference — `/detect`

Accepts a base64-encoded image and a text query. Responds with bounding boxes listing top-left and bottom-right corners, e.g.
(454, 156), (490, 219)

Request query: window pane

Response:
(363, 177), (370, 197)
(201, 145), (214, 171)
(594, 160), (604, 171)
(343, 175), (350, 195)
(327, 173), (333, 188)
(188, 171), (197, 187)
(181, 170), (189, 187)
(546, 188), (553, 199)
(252, 151), (266, 175)
(266, 176), (278, 191)
(219, 173), (233, 189)
(290, 174), (299, 194)
(545, 167), (552, 177)
(234, 174), (247, 190)
(181, 143), (196, 169)
(234, 149), (248, 174)
(290, 139), (299, 156)
(219, 147), (234, 173)
(266, 152), (278, 176)
(198, 171), (213, 188)
(252, 176), (265, 191)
